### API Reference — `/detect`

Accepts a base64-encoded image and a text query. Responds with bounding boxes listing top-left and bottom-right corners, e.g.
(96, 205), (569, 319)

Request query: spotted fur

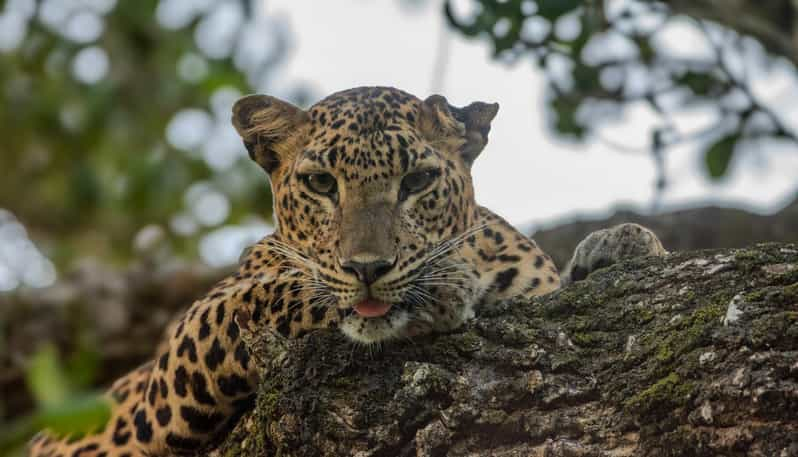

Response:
(29, 87), (664, 457)
(561, 223), (667, 284)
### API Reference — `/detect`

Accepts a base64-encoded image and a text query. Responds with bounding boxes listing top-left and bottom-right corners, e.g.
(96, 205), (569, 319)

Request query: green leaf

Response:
(549, 95), (586, 139)
(704, 134), (740, 179)
(677, 70), (722, 96)
(572, 63), (601, 93)
(36, 393), (111, 436)
(0, 393), (111, 453)
(65, 340), (101, 390)
(6, 346), (107, 452)
(26, 345), (71, 408)
(536, 0), (581, 19)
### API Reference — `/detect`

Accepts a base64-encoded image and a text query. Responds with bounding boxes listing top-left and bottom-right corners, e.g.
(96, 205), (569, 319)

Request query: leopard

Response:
(29, 86), (665, 457)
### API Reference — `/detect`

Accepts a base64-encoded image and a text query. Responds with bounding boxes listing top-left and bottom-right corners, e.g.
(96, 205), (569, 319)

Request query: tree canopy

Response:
(0, 0), (313, 275)
(445, 0), (798, 195)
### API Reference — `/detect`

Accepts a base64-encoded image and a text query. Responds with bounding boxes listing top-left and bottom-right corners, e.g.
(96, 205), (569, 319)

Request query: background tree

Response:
(0, 0), (311, 280)
(0, 0), (309, 451)
(444, 0), (798, 206)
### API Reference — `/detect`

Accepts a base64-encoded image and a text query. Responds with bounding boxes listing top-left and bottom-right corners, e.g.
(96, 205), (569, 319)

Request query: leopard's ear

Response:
(418, 94), (499, 168)
(232, 94), (310, 174)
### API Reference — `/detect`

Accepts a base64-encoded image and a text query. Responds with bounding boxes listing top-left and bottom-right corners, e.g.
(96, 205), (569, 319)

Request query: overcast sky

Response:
(2, 0), (797, 288)
(264, 0), (798, 228)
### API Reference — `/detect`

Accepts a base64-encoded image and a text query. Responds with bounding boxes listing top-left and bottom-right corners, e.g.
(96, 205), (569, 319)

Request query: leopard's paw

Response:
(561, 223), (666, 285)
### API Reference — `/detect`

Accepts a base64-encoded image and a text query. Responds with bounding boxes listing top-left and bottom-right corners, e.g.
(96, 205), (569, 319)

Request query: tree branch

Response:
(661, 0), (798, 66)
(215, 243), (798, 456)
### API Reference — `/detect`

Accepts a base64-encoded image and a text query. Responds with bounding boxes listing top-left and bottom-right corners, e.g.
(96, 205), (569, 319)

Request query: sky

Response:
(2, 0), (798, 288)
(264, 0), (798, 229)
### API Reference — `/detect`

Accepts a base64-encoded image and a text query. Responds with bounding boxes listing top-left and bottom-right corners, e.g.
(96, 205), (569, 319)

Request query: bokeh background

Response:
(1, 0), (797, 453)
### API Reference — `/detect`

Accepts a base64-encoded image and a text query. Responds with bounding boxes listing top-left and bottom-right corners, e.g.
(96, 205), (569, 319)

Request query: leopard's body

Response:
(29, 87), (664, 457)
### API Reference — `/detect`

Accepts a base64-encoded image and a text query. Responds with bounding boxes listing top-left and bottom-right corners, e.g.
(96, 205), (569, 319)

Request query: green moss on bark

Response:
(213, 244), (798, 457)
(624, 372), (695, 411)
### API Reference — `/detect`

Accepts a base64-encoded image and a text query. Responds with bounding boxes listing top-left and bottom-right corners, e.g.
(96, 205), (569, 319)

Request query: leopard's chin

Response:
(339, 307), (411, 344)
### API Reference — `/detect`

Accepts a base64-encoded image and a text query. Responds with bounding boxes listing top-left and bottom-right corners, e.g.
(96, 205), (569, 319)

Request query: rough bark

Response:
(215, 243), (798, 457)
(531, 195), (798, 270)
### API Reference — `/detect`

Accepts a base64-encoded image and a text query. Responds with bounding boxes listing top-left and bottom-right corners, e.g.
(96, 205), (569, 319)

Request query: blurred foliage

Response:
(0, 344), (108, 456)
(444, 0), (798, 190)
(0, 0), (307, 441)
(0, 0), (310, 268)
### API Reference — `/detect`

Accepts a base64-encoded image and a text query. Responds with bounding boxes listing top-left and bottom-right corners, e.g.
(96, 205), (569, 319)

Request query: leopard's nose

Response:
(341, 258), (394, 285)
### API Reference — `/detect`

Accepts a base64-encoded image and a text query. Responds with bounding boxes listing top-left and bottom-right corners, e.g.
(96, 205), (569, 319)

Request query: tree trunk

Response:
(215, 243), (798, 457)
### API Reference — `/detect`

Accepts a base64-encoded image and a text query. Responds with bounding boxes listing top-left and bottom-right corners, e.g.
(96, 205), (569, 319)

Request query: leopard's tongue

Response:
(354, 299), (392, 318)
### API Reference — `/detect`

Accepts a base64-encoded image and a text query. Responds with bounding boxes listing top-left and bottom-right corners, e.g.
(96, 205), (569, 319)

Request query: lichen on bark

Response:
(214, 243), (798, 457)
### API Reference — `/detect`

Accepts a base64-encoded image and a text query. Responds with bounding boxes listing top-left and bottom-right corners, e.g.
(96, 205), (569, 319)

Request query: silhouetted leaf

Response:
(549, 95), (586, 138)
(677, 71), (724, 96)
(704, 134), (740, 179)
(536, 0), (581, 19)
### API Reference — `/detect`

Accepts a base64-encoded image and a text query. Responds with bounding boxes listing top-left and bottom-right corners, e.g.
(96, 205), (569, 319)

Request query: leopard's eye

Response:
(400, 169), (439, 200)
(302, 173), (337, 196)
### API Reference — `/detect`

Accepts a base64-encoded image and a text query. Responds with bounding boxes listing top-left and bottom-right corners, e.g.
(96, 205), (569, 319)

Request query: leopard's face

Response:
(233, 87), (498, 343)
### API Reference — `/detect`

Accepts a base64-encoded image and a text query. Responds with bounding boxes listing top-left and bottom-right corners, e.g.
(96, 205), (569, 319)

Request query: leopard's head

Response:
(232, 87), (498, 343)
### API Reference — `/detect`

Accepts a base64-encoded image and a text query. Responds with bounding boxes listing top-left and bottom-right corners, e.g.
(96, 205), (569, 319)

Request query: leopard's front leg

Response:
(461, 207), (562, 307)
(29, 234), (340, 457)
(136, 234), (342, 456)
